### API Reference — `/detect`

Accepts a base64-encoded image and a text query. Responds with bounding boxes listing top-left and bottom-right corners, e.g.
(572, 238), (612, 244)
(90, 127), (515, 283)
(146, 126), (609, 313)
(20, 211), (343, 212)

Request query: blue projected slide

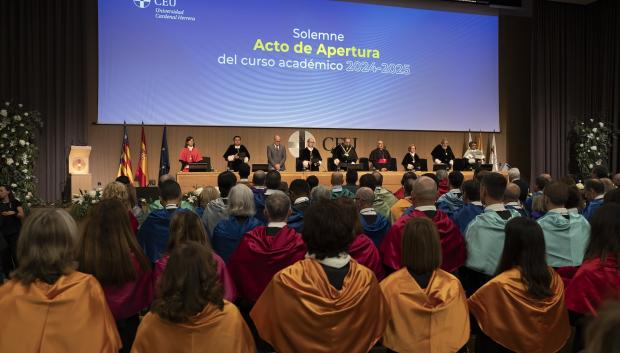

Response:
(98, 0), (499, 131)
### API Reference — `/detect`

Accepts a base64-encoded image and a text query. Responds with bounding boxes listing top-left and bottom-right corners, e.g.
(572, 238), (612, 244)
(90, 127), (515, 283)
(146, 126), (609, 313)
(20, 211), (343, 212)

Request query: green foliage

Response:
(573, 119), (612, 176)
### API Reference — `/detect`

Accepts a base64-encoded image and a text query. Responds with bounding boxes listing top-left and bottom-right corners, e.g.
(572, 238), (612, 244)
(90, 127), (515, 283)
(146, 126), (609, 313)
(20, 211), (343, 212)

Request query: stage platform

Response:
(177, 170), (498, 193)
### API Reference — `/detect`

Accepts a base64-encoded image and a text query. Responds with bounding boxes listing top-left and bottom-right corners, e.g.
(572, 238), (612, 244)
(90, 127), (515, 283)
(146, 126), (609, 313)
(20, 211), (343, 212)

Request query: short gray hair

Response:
(310, 185), (331, 203)
(436, 169), (448, 181)
(508, 168), (521, 181)
(227, 184), (255, 217)
(355, 187), (374, 208)
(266, 190), (290, 222)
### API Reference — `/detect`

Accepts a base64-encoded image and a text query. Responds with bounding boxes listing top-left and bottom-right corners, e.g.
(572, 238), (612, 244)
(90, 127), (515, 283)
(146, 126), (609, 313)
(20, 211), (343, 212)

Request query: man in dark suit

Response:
(223, 135), (250, 172)
(267, 135), (287, 171)
(508, 167), (529, 203)
(332, 138), (358, 170)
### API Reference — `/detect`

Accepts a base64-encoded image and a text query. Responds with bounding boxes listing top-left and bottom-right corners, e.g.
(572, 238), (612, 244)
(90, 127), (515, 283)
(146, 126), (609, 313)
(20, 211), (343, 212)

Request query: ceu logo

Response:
(133, 0), (151, 8)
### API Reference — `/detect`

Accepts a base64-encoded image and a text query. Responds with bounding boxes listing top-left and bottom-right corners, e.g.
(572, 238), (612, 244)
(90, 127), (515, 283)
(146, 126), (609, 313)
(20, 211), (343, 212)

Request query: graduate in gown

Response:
(227, 191), (306, 303)
(0, 209), (121, 353)
(299, 137), (323, 171)
(178, 136), (203, 171)
(355, 187), (391, 247)
(286, 179), (311, 232)
(371, 172), (398, 220)
(537, 182), (590, 268)
(436, 171), (465, 218)
(430, 138), (455, 167)
(223, 135), (251, 172)
(369, 140), (392, 171)
(250, 200), (390, 353)
(332, 137), (358, 169)
(504, 183), (529, 217)
(468, 218), (571, 353)
(132, 243), (255, 353)
(583, 178), (605, 220)
(153, 211), (237, 302)
(381, 177), (466, 274)
(401, 144), (423, 171)
(381, 217), (469, 353)
(452, 180), (485, 233)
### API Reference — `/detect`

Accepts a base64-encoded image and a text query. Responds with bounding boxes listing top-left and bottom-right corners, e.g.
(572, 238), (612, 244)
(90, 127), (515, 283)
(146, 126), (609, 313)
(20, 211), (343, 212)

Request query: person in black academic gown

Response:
(299, 137), (323, 171)
(223, 135), (251, 172)
(332, 138), (358, 170)
(369, 140), (392, 171)
(401, 144), (422, 171)
(431, 138), (455, 167)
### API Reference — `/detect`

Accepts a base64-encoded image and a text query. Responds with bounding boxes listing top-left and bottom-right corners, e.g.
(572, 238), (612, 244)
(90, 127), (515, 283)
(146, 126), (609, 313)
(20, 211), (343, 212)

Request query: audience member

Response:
(309, 184), (331, 203)
(286, 179), (310, 232)
(355, 187), (390, 248)
(102, 181), (139, 234)
(305, 175), (319, 190)
(601, 177), (616, 193)
(583, 178), (605, 220)
(436, 171), (464, 217)
(613, 173), (620, 188)
(196, 186), (219, 217)
(78, 199), (153, 352)
(251, 170), (267, 224)
(115, 175), (146, 225)
(525, 173), (552, 216)
(344, 169), (359, 194)
(604, 188), (620, 204)
(0, 209), (121, 353)
(381, 217), (469, 353)
(591, 165), (609, 179)
(452, 180), (484, 233)
(393, 171), (417, 200)
(435, 169), (449, 195)
(250, 200), (389, 353)
(132, 242), (255, 353)
(149, 174), (194, 212)
(154, 211), (237, 302)
(508, 167), (529, 202)
(585, 299), (620, 353)
(372, 171), (398, 220)
(390, 178), (415, 223)
(228, 190), (306, 303)
(468, 217), (571, 353)
(237, 163), (251, 186)
(504, 182), (528, 217)
(202, 171), (237, 236)
(212, 184), (262, 263)
(331, 172), (354, 199)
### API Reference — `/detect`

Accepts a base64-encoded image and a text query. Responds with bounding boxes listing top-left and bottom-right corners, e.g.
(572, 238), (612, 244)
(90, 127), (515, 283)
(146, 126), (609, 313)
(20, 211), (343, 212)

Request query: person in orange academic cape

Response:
(468, 217), (571, 353)
(380, 217), (469, 353)
(178, 136), (203, 171)
(227, 190), (306, 303)
(565, 204), (620, 352)
(251, 200), (390, 353)
(0, 209), (121, 353)
(131, 242), (255, 353)
(381, 176), (465, 274)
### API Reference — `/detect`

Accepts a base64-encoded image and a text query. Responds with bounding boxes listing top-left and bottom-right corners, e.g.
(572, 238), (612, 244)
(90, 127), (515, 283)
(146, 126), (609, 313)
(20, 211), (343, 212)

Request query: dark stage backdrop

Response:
(531, 0), (620, 180)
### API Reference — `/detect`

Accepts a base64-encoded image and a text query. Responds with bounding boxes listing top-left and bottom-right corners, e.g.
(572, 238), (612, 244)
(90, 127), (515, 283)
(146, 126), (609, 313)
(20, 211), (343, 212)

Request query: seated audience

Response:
(435, 169), (450, 195)
(286, 179), (310, 232)
(614, 173), (620, 188)
(504, 183), (528, 217)
(605, 187), (620, 204)
(436, 171), (464, 217)
(202, 171), (237, 236)
(250, 200), (390, 353)
(462, 173), (520, 295)
(355, 187), (390, 248)
(138, 179), (183, 263)
(154, 211), (237, 302)
(306, 175), (319, 190)
(452, 179), (484, 233)
(381, 176), (465, 274)
(583, 178), (605, 220)
(393, 171), (417, 200)
(149, 174), (194, 212)
(507, 167), (529, 203)
(585, 299), (620, 353)
(195, 186), (219, 217)
(102, 181), (139, 234)
(537, 182), (590, 268)
(132, 242), (255, 353)
(468, 217), (571, 353)
(380, 217), (469, 353)
(212, 184), (262, 263)
(525, 173), (552, 216)
(591, 165), (609, 179)
(344, 169), (359, 194)
(330, 172), (355, 199)
(601, 177), (616, 193)
(78, 199), (154, 353)
(310, 184), (331, 203)
(391, 177), (415, 223)
(255, 170), (282, 223)
(250, 170), (267, 222)
(0, 209), (121, 353)
(566, 204), (620, 351)
(371, 171), (398, 220)
(115, 175), (146, 226)
(228, 191), (306, 303)
(237, 163), (251, 186)
(336, 197), (384, 280)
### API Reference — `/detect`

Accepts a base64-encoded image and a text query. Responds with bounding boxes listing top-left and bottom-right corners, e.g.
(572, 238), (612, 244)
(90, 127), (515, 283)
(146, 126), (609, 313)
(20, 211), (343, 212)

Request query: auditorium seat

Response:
(327, 157), (337, 171)
(359, 158), (370, 171)
(419, 158), (428, 171)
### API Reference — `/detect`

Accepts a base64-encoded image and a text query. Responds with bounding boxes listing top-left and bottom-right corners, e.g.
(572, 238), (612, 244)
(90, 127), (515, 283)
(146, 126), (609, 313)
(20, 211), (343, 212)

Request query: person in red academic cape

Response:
(178, 136), (203, 171)
(335, 197), (385, 280)
(381, 176), (465, 274)
(565, 204), (620, 352)
(227, 190), (306, 303)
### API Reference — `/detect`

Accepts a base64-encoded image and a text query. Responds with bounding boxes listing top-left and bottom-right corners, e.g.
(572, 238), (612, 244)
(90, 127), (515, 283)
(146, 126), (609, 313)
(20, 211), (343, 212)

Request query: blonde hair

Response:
(13, 208), (78, 285)
(199, 186), (220, 208)
(102, 181), (130, 209)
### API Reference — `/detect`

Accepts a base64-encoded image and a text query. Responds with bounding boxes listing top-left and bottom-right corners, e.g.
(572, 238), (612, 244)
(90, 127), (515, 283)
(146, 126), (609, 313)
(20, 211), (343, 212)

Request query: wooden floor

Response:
(177, 170), (488, 193)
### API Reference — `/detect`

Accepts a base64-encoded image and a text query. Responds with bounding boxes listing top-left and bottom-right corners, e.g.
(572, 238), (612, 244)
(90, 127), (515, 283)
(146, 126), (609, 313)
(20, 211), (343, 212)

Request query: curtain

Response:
(531, 0), (620, 180)
(0, 0), (89, 202)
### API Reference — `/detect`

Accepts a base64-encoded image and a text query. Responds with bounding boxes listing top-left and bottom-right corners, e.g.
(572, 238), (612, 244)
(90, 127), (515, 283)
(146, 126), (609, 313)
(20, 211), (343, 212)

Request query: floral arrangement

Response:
(573, 119), (612, 176)
(70, 189), (103, 220)
(0, 102), (43, 210)
(182, 187), (203, 208)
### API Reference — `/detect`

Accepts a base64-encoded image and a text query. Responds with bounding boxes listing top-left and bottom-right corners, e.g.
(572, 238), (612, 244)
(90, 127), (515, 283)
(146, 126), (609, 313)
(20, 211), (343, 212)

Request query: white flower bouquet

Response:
(573, 119), (612, 176)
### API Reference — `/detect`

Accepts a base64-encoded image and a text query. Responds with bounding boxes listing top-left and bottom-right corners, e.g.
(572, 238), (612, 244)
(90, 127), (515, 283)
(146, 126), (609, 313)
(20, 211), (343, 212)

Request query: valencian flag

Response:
(159, 126), (170, 177)
(117, 123), (134, 183)
(135, 124), (148, 187)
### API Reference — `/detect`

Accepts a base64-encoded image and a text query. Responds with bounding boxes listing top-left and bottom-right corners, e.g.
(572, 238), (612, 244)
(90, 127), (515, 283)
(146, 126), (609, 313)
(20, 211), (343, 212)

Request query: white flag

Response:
(490, 132), (499, 171)
(468, 130), (473, 144)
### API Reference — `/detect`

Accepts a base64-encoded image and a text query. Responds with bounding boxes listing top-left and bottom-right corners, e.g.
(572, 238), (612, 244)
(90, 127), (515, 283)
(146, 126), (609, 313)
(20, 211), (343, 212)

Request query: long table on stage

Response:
(177, 171), (489, 193)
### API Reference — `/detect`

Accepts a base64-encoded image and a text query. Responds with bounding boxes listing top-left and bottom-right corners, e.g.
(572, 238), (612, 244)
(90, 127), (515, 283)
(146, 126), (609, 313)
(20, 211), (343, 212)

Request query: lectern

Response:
(69, 145), (92, 195)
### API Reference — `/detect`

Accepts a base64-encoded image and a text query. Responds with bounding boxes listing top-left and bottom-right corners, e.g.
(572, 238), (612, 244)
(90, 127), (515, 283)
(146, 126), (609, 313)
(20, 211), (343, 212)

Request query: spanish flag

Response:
(117, 123), (134, 183)
(135, 125), (148, 187)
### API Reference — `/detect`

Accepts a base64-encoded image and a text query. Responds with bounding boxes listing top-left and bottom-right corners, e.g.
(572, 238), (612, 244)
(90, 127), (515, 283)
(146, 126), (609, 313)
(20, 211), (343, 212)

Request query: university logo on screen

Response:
(132, 0), (178, 9)
(133, 0), (151, 8)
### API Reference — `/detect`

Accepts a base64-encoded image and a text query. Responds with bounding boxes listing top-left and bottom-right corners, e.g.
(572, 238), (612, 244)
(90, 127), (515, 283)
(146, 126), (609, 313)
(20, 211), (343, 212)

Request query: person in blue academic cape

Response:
(138, 180), (183, 263)
(583, 179), (605, 220)
(250, 170), (267, 223)
(524, 174), (552, 215)
(452, 180), (485, 234)
(437, 171), (465, 218)
(212, 184), (263, 263)
(286, 179), (310, 233)
(504, 183), (529, 218)
(201, 171), (237, 237)
(355, 187), (390, 248)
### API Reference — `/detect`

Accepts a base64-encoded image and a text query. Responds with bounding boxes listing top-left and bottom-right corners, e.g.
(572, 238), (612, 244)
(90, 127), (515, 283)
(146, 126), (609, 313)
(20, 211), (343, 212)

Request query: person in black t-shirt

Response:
(0, 185), (24, 277)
